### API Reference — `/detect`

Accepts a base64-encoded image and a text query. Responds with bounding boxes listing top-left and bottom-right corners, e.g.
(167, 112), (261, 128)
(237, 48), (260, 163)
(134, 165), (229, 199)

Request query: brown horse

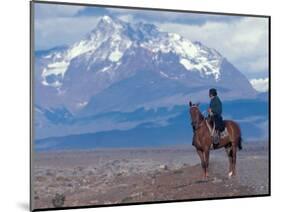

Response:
(189, 101), (242, 179)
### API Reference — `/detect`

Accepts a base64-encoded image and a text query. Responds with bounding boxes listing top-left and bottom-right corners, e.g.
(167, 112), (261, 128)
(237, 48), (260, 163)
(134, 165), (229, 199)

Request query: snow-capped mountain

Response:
(35, 15), (257, 116)
(40, 16), (222, 87)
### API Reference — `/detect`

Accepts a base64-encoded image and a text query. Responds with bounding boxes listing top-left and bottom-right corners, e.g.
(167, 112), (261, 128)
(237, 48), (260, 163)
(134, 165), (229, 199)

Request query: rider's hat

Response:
(209, 88), (217, 96)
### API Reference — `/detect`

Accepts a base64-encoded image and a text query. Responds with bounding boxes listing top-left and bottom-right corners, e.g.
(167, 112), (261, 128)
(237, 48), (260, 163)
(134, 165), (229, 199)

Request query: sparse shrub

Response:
(52, 193), (65, 208)
(121, 196), (133, 203)
(173, 169), (184, 174)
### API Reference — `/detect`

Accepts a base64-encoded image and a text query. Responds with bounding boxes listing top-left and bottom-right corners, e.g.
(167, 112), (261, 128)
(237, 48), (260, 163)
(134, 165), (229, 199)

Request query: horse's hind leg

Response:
(231, 145), (237, 176)
(225, 146), (233, 177)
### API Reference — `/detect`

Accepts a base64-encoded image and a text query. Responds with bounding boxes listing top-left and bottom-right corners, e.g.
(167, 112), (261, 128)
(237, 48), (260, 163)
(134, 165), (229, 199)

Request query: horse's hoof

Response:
(202, 175), (209, 181)
(228, 171), (233, 178)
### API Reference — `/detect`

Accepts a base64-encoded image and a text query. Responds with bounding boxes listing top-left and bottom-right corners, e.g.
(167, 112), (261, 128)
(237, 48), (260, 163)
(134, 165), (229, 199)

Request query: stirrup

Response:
(210, 142), (219, 150)
(212, 135), (220, 149)
(210, 137), (218, 150)
(212, 135), (219, 144)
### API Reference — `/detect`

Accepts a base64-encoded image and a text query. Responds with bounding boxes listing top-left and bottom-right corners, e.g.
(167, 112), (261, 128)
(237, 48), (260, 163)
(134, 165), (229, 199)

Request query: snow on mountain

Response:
(140, 33), (222, 80)
(40, 15), (223, 88)
(41, 16), (132, 87)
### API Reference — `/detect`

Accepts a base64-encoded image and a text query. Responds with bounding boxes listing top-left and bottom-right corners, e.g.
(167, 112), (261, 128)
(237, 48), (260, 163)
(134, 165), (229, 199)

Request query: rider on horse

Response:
(189, 92), (242, 178)
(208, 88), (225, 147)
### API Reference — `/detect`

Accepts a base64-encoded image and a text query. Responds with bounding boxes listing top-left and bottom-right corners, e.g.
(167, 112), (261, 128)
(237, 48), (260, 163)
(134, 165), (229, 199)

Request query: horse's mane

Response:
(198, 110), (205, 123)
(198, 111), (205, 121)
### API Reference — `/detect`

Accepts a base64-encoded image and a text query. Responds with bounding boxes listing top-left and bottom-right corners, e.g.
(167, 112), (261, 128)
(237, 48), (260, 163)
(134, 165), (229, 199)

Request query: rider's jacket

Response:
(210, 96), (222, 116)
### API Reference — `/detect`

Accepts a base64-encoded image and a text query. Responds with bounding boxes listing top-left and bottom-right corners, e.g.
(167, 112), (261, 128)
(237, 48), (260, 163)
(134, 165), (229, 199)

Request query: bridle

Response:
(190, 105), (205, 131)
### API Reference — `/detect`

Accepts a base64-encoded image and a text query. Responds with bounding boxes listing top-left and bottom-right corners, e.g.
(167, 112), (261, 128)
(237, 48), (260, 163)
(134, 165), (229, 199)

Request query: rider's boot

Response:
(212, 130), (220, 149)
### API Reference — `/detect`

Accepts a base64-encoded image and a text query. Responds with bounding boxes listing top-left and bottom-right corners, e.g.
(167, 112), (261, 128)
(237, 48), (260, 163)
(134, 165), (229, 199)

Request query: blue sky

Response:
(34, 3), (269, 89)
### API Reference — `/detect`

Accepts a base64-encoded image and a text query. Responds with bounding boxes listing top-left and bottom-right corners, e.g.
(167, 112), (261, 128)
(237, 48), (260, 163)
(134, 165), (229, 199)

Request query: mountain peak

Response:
(97, 15), (123, 27)
(102, 15), (112, 22)
(94, 15), (126, 35)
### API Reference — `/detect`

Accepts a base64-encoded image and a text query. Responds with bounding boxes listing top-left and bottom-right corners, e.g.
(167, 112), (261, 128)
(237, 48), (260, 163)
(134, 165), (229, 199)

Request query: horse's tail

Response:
(238, 136), (243, 151)
(226, 120), (243, 151)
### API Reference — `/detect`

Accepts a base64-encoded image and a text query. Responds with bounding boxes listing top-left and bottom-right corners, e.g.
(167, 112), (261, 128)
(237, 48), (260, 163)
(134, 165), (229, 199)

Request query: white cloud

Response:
(250, 77), (269, 92)
(35, 16), (100, 50)
(246, 56), (269, 73)
(156, 17), (269, 77)
(106, 7), (238, 24)
(35, 3), (85, 19)
(116, 14), (135, 23)
(34, 3), (99, 50)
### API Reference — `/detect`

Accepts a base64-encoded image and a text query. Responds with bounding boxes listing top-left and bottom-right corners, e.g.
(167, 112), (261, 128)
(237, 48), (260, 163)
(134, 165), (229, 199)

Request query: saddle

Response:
(206, 119), (229, 139)
(220, 128), (229, 138)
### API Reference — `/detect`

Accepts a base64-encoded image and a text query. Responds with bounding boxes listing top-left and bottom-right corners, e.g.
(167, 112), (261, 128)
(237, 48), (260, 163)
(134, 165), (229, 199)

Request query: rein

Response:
(190, 105), (214, 135)
(191, 115), (205, 131)
(192, 118), (214, 136)
(205, 119), (215, 136)
(193, 119), (204, 131)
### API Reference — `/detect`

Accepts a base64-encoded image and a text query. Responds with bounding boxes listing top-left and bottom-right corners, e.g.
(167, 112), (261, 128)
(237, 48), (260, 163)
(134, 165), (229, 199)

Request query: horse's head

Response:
(189, 101), (203, 130)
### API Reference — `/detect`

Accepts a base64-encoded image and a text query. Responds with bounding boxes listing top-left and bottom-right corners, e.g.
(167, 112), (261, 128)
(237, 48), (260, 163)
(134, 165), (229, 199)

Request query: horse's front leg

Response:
(203, 150), (210, 178)
(196, 149), (206, 179)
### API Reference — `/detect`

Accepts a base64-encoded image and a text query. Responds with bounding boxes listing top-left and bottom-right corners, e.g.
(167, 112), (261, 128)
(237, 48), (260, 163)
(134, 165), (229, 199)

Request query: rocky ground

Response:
(32, 142), (269, 209)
